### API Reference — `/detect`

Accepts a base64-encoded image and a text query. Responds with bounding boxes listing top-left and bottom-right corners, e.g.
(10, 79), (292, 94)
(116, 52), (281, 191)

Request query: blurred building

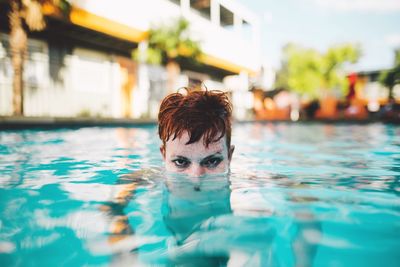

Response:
(342, 70), (393, 120)
(0, 0), (263, 120)
(252, 88), (300, 121)
(347, 71), (393, 108)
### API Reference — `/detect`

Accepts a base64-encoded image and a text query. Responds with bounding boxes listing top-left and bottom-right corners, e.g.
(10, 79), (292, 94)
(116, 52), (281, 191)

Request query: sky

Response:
(237, 0), (400, 72)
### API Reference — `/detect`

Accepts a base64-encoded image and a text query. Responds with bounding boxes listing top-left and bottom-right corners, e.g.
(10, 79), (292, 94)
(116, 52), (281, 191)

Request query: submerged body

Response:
(107, 170), (303, 266)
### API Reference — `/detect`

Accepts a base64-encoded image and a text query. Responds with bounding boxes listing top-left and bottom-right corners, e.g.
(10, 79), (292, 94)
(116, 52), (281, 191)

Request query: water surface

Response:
(0, 123), (399, 266)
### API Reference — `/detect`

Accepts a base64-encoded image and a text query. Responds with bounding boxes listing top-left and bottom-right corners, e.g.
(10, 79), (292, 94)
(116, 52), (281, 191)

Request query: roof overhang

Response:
(67, 7), (256, 75)
(69, 7), (148, 43)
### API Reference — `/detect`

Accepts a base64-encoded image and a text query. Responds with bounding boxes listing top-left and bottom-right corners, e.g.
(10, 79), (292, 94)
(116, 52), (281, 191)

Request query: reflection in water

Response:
(163, 173), (231, 266)
(104, 171), (320, 267)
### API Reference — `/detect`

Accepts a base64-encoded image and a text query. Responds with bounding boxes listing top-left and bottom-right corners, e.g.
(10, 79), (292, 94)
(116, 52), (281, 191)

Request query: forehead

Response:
(165, 131), (226, 156)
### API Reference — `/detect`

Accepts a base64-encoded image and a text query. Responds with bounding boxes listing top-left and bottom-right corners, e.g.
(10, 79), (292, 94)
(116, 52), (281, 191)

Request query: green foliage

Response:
(132, 47), (163, 65)
(275, 43), (361, 99)
(379, 49), (400, 99)
(324, 44), (361, 94)
(54, 0), (71, 14)
(133, 17), (202, 65)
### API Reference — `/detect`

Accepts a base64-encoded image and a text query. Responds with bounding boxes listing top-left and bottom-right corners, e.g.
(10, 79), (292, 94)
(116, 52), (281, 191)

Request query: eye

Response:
(172, 158), (190, 168)
(202, 157), (222, 168)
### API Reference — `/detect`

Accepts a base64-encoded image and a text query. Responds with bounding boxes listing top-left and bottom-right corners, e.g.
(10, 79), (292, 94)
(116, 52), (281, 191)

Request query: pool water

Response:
(0, 123), (399, 266)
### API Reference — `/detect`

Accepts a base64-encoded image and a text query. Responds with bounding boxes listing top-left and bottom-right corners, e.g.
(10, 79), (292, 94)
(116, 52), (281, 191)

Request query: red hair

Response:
(158, 88), (232, 148)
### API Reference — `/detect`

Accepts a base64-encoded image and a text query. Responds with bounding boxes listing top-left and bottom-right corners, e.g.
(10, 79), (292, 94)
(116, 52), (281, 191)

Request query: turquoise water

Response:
(0, 123), (399, 266)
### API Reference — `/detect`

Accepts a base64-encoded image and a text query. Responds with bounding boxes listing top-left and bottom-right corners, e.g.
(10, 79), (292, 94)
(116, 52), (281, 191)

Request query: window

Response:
(167, 0), (180, 5)
(220, 5), (234, 30)
(190, 0), (211, 20)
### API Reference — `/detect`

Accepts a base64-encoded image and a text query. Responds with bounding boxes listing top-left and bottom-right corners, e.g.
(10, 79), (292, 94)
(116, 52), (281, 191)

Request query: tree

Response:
(133, 17), (202, 92)
(7, 0), (70, 116)
(323, 44), (361, 94)
(379, 49), (400, 100)
(276, 43), (324, 98)
(275, 43), (361, 99)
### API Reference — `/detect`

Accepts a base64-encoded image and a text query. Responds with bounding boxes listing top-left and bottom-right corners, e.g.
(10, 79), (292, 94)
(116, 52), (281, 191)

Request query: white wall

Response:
(26, 46), (121, 118)
(70, 0), (262, 72)
(0, 34), (12, 115)
(0, 34), (123, 118)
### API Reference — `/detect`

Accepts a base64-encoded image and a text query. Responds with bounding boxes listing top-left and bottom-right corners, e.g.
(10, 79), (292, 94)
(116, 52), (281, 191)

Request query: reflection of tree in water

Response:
(6, 132), (30, 187)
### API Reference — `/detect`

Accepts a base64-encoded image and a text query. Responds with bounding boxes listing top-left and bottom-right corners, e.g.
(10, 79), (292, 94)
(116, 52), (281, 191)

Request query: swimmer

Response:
(103, 88), (319, 267)
(102, 87), (235, 243)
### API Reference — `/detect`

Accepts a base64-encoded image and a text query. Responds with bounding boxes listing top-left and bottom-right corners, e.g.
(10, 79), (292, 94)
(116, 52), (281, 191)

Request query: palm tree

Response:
(134, 17), (202, 92)
(8, 0), (70, 116)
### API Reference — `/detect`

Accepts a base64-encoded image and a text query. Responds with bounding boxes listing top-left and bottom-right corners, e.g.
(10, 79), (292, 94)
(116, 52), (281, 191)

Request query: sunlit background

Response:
(240, 0), (400, 72)
(0, 0), (399, 123)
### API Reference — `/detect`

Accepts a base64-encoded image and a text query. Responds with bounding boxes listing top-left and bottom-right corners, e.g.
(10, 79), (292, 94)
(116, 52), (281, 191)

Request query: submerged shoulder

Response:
(117, 167), (164, 185)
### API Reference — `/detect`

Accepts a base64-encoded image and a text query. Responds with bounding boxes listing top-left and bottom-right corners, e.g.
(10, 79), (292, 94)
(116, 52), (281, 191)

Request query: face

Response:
(161, 131), (234, 178)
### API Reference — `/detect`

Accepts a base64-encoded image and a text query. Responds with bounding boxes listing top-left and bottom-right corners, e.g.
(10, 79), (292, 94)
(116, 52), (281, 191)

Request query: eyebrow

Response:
(172, 155), (189, 160)
(171, 151), (223, 161)
(200, 153), (224, 163)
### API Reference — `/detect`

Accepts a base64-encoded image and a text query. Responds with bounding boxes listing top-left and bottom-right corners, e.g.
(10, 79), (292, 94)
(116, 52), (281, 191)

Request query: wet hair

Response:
(158, 88), (232, 148)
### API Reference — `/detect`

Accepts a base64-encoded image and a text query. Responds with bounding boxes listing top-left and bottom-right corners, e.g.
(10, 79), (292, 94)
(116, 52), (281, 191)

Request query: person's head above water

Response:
(158, 88), (235, 177)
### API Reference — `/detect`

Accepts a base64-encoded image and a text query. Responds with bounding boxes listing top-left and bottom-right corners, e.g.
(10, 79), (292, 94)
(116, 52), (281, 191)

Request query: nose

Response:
(188, 164), (206, 178)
